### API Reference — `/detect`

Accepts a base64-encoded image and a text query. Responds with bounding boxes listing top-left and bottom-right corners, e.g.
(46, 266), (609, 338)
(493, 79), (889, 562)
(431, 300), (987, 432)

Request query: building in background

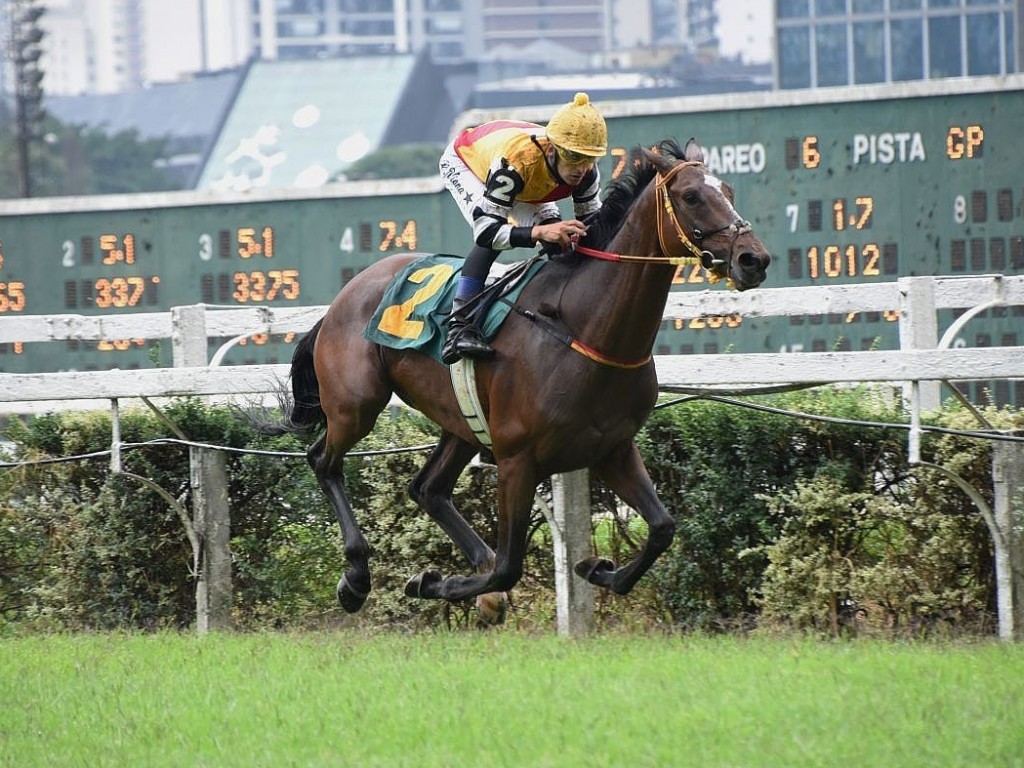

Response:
(4, 0), (775, 97)
(687, 0), (718, 56)
(6, 0), (1022, 97)
(715, 0), (772, 63)
(0, 0), (251, 96)
(776, 0), (1022, 89)
(10, 0), (1020, 195)
(18, 0), (146, 95)
(254, 0), (612, 65)
(251, 0), (768, 68)
(145, 0), (251, 82)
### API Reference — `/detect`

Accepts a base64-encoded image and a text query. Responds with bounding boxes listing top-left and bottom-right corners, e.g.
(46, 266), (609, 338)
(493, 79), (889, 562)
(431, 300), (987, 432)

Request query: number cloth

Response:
(363, 254), (546, 363)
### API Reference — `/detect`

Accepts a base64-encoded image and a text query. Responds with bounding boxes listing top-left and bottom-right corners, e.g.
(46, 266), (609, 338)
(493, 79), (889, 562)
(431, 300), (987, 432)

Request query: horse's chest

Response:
(487, 360), (657, 463)
(544, 381), (653, 443)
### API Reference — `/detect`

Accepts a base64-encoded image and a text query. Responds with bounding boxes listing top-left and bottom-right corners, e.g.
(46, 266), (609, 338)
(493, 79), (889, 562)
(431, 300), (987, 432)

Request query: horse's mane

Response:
(581, 138), (688, 250)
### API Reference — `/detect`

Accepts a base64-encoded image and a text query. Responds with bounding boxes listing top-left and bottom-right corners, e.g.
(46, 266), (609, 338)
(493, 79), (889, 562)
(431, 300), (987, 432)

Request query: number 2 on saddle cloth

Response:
(363, 254), (545, 363)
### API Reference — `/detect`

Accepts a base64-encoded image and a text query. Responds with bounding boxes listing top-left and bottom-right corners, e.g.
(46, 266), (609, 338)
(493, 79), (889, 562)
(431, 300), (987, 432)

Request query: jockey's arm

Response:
(532, 220), (588, 250)
(473, 162), (592, 252)
(472, 165), (527, 250)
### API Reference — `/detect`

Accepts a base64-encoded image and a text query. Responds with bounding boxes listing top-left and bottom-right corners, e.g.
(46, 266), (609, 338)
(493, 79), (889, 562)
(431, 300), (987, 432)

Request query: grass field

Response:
(2, 632), (1023, 767)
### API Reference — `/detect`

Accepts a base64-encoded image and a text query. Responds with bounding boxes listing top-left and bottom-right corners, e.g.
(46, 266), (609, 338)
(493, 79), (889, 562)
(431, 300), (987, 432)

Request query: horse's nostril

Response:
(733, 253), (757, 272)
(737, 252), (771, 271)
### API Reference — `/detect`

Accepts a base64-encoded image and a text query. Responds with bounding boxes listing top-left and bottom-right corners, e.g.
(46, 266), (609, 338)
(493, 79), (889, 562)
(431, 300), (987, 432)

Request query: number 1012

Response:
(806, 244), (884, 279)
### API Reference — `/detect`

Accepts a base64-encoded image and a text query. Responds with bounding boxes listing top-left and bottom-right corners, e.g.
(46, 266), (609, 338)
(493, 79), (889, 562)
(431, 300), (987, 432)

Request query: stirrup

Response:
(456, 328), (494, 359)
(442, 324), (493, 365)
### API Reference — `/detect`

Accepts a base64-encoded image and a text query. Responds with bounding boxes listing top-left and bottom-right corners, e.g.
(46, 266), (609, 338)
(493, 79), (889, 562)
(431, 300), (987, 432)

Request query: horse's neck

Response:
(567, 194), (674, 359)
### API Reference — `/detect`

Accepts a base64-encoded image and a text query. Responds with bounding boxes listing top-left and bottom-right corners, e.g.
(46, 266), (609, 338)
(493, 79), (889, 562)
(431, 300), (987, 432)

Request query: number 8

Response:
(953, 195), (967, 224)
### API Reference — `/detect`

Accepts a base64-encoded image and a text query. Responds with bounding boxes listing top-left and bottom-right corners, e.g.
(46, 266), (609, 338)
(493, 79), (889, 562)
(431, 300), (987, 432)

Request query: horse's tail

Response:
(252, 318), (326, 437)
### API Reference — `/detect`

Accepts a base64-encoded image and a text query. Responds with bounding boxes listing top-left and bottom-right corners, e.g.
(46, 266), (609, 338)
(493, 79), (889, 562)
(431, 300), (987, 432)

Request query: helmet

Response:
(545, 92), (607, 158)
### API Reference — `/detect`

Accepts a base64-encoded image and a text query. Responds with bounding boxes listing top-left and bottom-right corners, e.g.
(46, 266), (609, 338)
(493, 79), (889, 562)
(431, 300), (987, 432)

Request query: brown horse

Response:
(267, 139), (771, 623)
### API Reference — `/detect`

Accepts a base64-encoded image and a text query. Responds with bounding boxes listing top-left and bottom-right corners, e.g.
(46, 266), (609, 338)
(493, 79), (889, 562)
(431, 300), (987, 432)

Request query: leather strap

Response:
(449, 358), (492, 447)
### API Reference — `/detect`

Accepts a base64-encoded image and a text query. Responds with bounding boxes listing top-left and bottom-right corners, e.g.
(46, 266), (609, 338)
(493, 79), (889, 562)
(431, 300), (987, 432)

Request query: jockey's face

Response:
(552, 146), (595, 186)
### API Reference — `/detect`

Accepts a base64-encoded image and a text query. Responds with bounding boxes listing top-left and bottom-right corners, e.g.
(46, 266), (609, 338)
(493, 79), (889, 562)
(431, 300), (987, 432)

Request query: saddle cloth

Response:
(363, 254), (545, 363)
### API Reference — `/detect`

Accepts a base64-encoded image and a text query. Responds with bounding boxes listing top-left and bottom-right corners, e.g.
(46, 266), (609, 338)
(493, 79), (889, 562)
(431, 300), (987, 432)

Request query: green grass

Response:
(2, 632), (1023, 767)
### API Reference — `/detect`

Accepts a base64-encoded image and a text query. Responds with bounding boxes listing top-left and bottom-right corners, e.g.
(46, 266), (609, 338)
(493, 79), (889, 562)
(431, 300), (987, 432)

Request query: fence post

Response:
(172, 304), (233, 633)
(550, 470), (595, 637)
(898, 276), (940, 411)
(993, 440), (1024, 641)
(171, 304), (209, 368)
(191, 447), (232, 633)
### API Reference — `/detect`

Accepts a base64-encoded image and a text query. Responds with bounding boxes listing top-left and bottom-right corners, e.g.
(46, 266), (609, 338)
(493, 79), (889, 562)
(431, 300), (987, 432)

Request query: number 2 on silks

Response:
(377, 264), (456, 340)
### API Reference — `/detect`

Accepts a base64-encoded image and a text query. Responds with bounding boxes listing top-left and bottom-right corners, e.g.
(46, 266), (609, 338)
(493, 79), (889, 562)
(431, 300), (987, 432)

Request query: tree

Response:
(0, 111), (179, 199)
(337, 143), (442, 181)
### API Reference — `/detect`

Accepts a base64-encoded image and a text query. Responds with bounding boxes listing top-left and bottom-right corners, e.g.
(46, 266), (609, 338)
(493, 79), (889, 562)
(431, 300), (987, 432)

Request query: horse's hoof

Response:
(337, 573), (369, 613)
(405, 570), (443, 599)
(574, 556), (616, 588)
(475, 592), (508, 627)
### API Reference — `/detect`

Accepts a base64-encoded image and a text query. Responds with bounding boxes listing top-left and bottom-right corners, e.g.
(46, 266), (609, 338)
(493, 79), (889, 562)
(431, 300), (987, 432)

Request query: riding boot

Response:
(441, 298), (494, 365)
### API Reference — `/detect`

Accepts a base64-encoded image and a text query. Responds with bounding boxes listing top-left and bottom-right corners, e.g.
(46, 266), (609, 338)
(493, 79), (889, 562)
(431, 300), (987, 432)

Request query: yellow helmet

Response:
(545, 92), (608, 158)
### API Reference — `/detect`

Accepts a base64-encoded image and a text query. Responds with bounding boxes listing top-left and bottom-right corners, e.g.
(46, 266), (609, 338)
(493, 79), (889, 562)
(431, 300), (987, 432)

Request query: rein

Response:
(539, 161), (751, 370)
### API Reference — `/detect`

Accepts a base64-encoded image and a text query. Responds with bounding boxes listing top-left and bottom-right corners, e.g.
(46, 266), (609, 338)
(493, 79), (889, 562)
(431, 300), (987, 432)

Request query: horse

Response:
(264, 138), (771, 624)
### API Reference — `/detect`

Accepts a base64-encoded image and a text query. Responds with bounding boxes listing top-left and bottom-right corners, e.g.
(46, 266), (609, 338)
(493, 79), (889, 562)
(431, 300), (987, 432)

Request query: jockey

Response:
(438, 92), (608, 364)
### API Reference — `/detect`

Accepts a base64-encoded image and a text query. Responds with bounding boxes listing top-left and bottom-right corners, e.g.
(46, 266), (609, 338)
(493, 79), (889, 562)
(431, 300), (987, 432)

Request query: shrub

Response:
(751, 399), (1020, 637)
(637, 387), (909, 630)
(1, 389), (1017, 637)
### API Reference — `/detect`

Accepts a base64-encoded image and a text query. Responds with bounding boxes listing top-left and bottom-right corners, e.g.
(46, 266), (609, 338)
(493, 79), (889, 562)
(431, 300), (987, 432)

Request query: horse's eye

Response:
(682, 192), (700, 205)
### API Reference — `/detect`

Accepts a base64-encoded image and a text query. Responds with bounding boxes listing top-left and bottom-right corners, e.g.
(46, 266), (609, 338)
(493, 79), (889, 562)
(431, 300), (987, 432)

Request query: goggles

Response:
(554, 145), (595, 166)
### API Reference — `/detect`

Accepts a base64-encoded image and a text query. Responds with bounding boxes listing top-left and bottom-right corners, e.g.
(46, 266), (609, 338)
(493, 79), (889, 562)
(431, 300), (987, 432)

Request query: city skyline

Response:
(9, 0), (772, 97)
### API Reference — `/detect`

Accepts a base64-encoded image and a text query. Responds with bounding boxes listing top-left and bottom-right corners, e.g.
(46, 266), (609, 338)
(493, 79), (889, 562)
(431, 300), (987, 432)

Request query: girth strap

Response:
(449, 357), (492, 447)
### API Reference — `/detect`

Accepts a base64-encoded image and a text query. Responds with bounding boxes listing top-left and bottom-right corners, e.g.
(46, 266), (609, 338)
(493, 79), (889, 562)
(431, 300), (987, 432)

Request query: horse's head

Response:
(644, 139), (771, 291)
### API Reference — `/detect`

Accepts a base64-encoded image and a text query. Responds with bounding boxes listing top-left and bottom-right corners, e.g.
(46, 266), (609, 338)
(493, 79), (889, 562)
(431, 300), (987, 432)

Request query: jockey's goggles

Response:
(554, 145), (596, 166)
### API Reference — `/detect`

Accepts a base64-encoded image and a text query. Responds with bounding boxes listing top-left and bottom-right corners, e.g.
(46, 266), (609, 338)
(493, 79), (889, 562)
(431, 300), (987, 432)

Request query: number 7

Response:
(786, 204), (799, 233)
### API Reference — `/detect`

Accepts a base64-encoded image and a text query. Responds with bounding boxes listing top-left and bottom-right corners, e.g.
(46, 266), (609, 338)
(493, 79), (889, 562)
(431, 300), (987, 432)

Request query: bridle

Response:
(575, 160), (751, 281)
(519, 161), (754, 370)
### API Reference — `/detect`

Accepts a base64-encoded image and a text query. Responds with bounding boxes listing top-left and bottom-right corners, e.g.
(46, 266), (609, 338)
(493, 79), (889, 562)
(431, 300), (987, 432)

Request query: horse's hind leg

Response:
(406, 453), (537, 606)
(307, 431), (373, 613)
(407, 433), (507, 624)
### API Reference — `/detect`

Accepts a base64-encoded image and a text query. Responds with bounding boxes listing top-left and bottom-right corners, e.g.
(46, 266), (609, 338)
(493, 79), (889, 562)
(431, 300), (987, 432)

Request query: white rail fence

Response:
(2, 274), (1022, 404)
(1, 275), (1022, 639)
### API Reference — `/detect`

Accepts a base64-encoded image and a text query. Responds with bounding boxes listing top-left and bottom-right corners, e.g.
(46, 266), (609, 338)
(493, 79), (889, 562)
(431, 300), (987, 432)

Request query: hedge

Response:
(1, 389), (1018, 636)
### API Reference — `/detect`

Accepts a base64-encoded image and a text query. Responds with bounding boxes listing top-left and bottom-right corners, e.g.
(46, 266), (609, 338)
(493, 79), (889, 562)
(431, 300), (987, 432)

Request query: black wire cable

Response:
(655, 394), (1024, 443)
(2, 394), (1020, 470)
(0, 437), (437, 470)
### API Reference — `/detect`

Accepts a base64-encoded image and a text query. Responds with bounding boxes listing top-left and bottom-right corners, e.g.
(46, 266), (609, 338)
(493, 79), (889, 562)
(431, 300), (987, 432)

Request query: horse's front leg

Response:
(406, 454), (536, 606)
(576, 441), (676, 595)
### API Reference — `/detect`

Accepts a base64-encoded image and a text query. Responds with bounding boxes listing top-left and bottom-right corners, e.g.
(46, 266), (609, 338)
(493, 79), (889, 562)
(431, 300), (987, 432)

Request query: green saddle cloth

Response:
(363, 255), (545, 363)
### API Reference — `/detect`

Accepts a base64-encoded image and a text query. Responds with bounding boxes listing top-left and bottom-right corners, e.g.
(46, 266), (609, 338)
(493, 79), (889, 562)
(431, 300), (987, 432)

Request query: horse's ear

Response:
(641, 146), (677, 175)
(683, 138), (705, 164)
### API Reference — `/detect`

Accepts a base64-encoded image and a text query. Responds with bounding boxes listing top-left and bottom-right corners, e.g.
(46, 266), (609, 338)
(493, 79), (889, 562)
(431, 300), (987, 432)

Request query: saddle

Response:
(363, 254), (546, 363)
